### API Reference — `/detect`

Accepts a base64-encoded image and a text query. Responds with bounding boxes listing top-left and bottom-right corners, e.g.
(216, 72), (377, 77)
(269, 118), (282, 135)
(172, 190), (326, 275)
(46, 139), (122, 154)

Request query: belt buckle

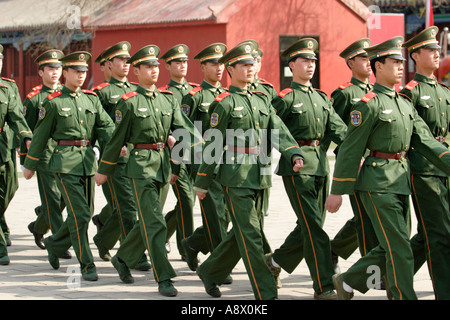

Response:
(157, 142), (164, 150)
(399, 151), (406, 161)
(312, 140), (319, 147)
(81, 140), (87, 147)
(438, 136), (445, 143)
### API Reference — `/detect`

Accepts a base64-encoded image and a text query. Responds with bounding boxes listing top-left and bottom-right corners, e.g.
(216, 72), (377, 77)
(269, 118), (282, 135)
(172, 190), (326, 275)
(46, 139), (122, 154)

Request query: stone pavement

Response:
(0, 155), (435, 301)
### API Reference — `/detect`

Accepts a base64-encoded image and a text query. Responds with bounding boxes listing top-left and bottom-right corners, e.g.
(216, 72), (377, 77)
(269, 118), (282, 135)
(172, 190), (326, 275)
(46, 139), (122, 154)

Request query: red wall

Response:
(90, 22), (227, 87)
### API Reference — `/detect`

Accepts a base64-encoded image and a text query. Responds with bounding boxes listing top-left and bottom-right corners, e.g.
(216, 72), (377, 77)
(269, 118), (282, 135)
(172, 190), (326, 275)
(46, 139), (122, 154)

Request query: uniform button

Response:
(231, 157), (235, 161)
(317, 118), (320, 122)
(388, 119), (392, 122)
(402, 112), (405, 116)
(160, 136), (164, 140)
(318, 133), (321, 138)
(439, 98), (442, 101)
(314, 103), (317, 107)
(443, 128), (446, 132)
(253, 107), (256, 111)
(372, 162), (376, 167)
(135, 152), (138, 155)
(158, 122), (162, 126)
(80, 120), (84, 124)
(78, 108), (82, 111)
(240, 115), (243, 118)
(406, 128), (408, 132)
(442, 113), (445, 117)
(256, 122), (259, 126)
(155, 108), (158, 112)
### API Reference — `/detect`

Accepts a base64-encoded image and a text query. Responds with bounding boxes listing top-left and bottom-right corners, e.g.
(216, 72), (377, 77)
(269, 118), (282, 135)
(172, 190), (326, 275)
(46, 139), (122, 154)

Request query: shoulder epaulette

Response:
(215, 92), (231, 102)
(399, 92), (412, 102)
(82, 89), (97, 96)
(252, 90), (268, 97)
(0, 83), (8, 89)
(94, 82), (110, 91)
(47, 91), (63, 101)
(314, 88), (329, 96)
(158, 88), (174, 94)
(361, 91), (377, 103)
(32, 84), (42, 91)
(259, 79), (275, 87)
(339, 82), (353, 90)
(130, 81), (139, 86)
(158, 85), (169, 91)
(278, 88), (293, 98)
(404, 80), (418, 91)
(26, 89), (41, 99)
(122, 91), (138, 100)
(438, 81), (450, 90)
(188, 82), (200, 87)
(1, 77), (15, 83)
(188, 86), (203, 95)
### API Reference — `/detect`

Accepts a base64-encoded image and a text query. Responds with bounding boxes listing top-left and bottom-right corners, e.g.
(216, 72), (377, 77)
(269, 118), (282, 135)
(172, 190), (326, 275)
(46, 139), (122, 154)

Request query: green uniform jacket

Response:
(93, 77), (138, 164)
(400, 73), (450, 177)
(160, 79), (199, 105)
(0, 83), (32, 163)
(194, 85), (303, 191)
(250, 77), (278, 100)
(21, 84), (62, 170)
(331, 83), (450, 196)
(24, 86), (115, 175)
(1, 77), (23, 153)
(272, 82), (347, 176)
(97, 85), (202, 182)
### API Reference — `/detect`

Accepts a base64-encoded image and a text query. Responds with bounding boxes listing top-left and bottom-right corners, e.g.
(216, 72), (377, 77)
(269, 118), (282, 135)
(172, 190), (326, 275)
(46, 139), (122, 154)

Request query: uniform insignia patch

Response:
(210, 112), (219, 127)
(62, 107), (71, 111)
(115, 110), (122, 124)
(111, 95), (120, 99)
(350, 110), (362, 126)
(293, 103), (303, 108)
(181, 104), (190, 116)
(421, 96), (430, 100)
(39, 107), (46, 120)
(234, 106), (244, 111)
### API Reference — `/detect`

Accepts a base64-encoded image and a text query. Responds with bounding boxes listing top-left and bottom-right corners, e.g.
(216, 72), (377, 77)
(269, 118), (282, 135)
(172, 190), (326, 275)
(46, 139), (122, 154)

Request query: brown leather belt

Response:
(58, 139), (90, 147)
(436, 136), (446, 143)
(297, 140), (320, 147)
(370, 150), (406, 160)
(134, 142), (166, 150)
(229, 146), (260, 154)
(0, 128), (3, 133)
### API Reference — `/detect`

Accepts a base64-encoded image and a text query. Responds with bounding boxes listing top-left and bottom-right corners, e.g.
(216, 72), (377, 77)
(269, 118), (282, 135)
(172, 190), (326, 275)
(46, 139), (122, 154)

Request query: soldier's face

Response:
(228, 63), (255, 85)
(290, 58), (315, 82)
(39, 66), (62, 86)
(63, 68), (87, 89)
(0, 59), (3, 73)
(107, 57), (130, 78)
(413, 48), (440, 71)
(350, 56), (372, 78)
(377, 57), (404, 85)
(201, 62), (224, 83)
(167, 60), (187, 78)
(135, 64), (159, 85)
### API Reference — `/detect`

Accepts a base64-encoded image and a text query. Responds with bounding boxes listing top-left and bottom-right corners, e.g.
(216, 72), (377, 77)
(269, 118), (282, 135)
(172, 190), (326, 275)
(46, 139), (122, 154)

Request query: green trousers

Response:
(199, 187), (276, 300)
(45, 173), (96, 275)
(343, 191), (416, 300)
(117, 178), (176, 283)
(0, 162), (9, 257)
(272, 175), (334, 294)
(410, 174), (450, 300)
(0, 152), (18, 243)
(94, 163), (137, 250)
(33, 170), (65, 234)
(165, 163), (195, 256)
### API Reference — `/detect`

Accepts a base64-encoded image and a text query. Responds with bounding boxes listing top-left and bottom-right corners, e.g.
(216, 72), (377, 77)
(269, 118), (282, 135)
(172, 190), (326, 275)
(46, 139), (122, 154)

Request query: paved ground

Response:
(0, 155), (435, 301)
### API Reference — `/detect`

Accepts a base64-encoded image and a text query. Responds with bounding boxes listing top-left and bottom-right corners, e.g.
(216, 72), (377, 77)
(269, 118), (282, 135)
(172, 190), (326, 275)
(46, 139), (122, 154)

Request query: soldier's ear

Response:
(133, 66), (140, 77)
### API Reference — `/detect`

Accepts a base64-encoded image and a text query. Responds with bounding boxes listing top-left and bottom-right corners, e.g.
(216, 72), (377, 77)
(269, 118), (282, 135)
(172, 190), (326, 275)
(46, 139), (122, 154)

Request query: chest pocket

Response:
(85, 106), (97, 128)
(160, 109), (172, 128)
(198, 103), (210, 113)
(134, 108), (154, 131)
(230, 107), (250, 129)
(0, 100), (8, 121)
(290, 105), (309, 128)
(378, 112), (399, 138)
(57, 108), (75, 127)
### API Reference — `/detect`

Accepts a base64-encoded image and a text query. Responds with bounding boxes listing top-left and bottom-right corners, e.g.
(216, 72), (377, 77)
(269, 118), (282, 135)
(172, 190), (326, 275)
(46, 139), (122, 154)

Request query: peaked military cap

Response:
(340, 38), (371, 62)
(0, 44), (3, 59)
(94, 44), (112, 65)
(60, 51), (91, 71)
(194, 43), (227, 63)
(35, 49), (64, 68)
(128, 45), (160, 66)
(366, 36), (405, 61)
(402, 26), (441, 53)
(160, 44), (189, 63)
(219, 41), (256, 66)
(101, 41), (131, 61)
(282, 38), (318, 62)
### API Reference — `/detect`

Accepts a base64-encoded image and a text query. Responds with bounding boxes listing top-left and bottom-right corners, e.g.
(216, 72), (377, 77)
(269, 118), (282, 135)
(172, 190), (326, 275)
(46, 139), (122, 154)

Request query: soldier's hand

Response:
(325, 194), (342, 213)
(120, 145), (127, 156)
(293, 158), (304, 172)
(196, 191), (206, 200)
(170, 174), (178, 185)
(95, 173), (108, 186)
(23, 168), (35, 180)
(167, 135), (176, 150)
(26, 139), (32, 150)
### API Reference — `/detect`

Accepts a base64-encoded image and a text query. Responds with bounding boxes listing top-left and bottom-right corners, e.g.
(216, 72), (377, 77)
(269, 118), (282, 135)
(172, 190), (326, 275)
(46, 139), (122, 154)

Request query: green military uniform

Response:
(98, 45), (202, 296)
(179, 43), (229, 265)
(400, 26), (450, 300)
(331, 37), (450, 300)
(329, 39), (378, 262)
(268, 38), (347, 299)
(24, 52), (115, 280)
(159, 44), (198, 258)
(194, 42), (303, 300)
(0, 63), (33, 264)
(22, 50), (66, 247)
(90, 42), (149, 268)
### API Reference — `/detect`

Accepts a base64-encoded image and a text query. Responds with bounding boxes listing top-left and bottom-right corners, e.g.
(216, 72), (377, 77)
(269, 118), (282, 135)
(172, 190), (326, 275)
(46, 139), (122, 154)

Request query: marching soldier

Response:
(194, 41), (304, 300)
(23, 51), (115, 281)
(22, 50), (68, 256)
(266, 38), (347, 299)
(159, 44), (198, 259)
(94, 44), (202, 297)
(91, 41), (150, 271)
(326, 36), (450, 300)
(400, 26), (450, 300)
(329, 38), (378, 269)
(179, 43), (230, 271)
(0, 45), (33, 265)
